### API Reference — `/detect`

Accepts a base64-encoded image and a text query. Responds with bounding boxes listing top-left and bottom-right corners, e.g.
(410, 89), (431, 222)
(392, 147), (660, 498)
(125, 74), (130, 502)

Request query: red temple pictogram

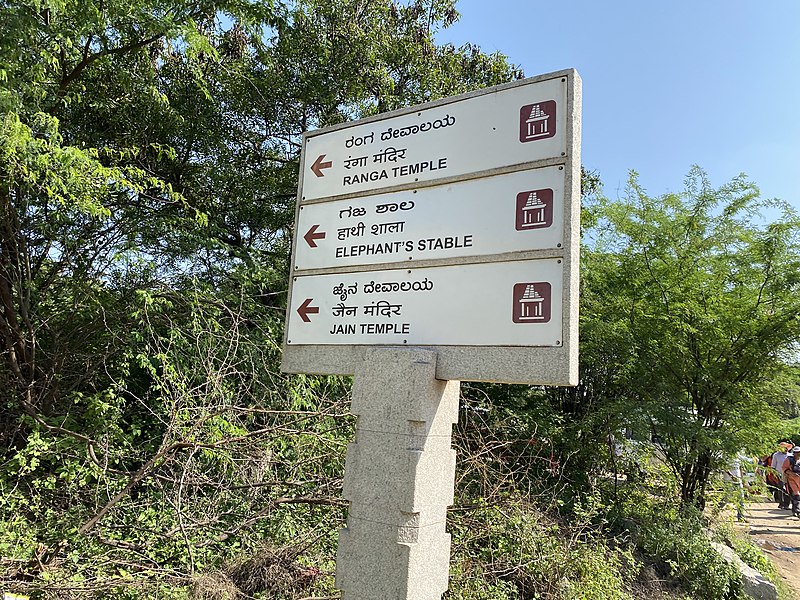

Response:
(512, 282), (552, 323)
(515, 188), (553, 231)
(519, 101), (557, 143)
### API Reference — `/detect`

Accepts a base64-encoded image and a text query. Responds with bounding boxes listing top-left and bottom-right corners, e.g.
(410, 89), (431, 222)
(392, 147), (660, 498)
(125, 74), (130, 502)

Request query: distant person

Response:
(781, 445), (800, 518)
(724, 453), (749, 521)
(759, 453), (782, 503)
(771, 442), (792, 510)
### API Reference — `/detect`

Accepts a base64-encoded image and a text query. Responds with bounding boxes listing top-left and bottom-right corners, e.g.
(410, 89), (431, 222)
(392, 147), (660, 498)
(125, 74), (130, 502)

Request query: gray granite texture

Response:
(336, 348), (459, 600)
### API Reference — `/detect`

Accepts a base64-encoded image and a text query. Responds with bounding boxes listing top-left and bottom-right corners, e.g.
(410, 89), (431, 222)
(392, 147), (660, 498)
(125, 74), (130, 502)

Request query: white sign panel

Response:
(301, 76), (567, 200)
(295, 167), (565, 271)
(283, 69), (581, 385)
(286, 259), (563, 347)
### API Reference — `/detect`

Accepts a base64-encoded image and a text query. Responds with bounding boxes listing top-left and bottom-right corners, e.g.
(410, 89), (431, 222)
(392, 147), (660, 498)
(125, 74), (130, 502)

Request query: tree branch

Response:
(58, 33), (166, 97)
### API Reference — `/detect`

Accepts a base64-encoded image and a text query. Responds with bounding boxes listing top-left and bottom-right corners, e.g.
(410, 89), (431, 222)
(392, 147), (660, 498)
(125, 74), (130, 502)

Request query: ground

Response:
(735, 501), (800, 597)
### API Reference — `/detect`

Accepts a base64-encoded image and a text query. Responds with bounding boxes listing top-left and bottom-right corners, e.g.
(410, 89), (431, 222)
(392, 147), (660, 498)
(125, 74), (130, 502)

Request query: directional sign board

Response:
(294, 167), (565, 271)
(287, 260), (564, 346)
(282, 69), (581, 385)
(300, 77), (566, 201)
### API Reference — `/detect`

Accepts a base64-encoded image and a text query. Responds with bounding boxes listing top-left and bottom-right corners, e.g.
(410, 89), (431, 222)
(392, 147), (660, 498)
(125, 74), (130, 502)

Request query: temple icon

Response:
(512, 282), (552, 324)
(519, 100), (557, 143)
(515, 188), (553, 231)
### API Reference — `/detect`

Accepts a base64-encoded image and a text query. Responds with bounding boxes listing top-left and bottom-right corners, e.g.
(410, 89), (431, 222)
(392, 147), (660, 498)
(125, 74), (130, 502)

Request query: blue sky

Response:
(438, 0), (800, 212)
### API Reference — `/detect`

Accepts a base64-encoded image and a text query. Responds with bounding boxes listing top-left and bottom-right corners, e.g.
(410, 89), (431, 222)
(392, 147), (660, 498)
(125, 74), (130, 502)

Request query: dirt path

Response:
(734, 501), (800, 596)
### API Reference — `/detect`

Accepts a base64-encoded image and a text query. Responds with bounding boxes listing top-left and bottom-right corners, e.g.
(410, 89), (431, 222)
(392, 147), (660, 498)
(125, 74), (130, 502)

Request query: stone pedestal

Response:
(335, 348), (460, 600)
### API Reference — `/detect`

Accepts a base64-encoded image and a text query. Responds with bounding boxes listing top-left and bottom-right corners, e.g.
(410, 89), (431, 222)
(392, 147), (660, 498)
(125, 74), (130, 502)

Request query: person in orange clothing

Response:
(782, 446), (800, 518)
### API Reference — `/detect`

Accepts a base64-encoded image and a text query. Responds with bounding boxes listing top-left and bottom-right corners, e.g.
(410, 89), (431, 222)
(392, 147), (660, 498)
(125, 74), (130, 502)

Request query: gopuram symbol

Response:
(515, 188), (554, 231)
(519, 100), (557, 142)
(512, 282), (552, 323)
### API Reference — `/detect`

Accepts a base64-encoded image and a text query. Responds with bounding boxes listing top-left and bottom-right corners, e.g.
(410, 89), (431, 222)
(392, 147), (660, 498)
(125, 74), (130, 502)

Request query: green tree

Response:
(1, 0), (523, 595)
(584, 167), (800, 507)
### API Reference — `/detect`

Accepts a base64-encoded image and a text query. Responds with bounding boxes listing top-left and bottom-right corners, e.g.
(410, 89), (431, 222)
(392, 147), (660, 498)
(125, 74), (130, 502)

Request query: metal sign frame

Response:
(281, 69), (581, 385)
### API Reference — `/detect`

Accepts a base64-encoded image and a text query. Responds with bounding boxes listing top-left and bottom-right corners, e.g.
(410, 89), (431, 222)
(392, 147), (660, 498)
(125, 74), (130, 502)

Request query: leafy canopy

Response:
(583, 167), (800, 505)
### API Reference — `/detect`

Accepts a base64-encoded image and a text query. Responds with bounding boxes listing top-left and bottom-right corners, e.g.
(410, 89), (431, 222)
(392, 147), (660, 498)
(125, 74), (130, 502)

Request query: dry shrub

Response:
(225, 546), (322, 598)
(191, 572), (241, 600)
(629, 563), (685, 600)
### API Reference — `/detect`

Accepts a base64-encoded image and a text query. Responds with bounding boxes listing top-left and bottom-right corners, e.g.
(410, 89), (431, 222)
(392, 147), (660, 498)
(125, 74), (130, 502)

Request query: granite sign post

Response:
(282, 69), (581, 599)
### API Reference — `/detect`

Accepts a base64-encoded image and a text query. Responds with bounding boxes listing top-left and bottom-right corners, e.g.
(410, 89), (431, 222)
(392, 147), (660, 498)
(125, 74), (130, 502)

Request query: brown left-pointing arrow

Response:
(311, 154), (333, 177)
(297, 298), (319, 323)
(304, 224), (326, 248)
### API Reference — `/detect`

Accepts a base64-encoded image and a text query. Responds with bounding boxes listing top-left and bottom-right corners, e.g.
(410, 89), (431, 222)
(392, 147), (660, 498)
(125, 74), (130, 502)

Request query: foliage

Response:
(2, 0), (798, 597)
(447, 499), (637, 600)
(606, 487), (743, 600)
(714, 525), (777, 585)
(637, 515), (743, 600)
(766, 364), (800, 421)
(449, 395), (775, 600)
(0, 0), (525, 596)
(578, 168), (800, 507)
(0, 287), (352, 595)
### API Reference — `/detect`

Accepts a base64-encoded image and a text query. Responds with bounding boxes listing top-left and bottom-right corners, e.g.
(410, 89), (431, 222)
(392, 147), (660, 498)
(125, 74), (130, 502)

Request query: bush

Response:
(447, 498), (637, 600)
(612, 490), (745, 600)
(713, 524), (779, 586)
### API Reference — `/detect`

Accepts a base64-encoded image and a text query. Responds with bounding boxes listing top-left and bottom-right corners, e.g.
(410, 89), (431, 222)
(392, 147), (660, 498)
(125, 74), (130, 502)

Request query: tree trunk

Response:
(680, 446), (713, 509)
